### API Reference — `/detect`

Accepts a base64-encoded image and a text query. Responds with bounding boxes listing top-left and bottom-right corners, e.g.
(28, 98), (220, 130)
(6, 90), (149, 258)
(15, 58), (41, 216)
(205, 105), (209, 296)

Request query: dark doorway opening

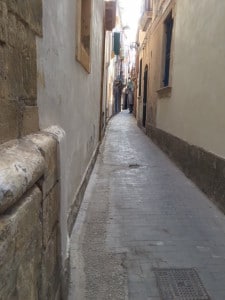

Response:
(143, 65), (148, 127)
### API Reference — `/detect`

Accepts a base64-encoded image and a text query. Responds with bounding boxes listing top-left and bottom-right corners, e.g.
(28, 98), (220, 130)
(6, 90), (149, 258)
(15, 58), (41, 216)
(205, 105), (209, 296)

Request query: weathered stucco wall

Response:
(0, 0), (42, 144)
(0, 129), (62, 300)
(156, 0), (225, 159)
(37, 0), (104, 267)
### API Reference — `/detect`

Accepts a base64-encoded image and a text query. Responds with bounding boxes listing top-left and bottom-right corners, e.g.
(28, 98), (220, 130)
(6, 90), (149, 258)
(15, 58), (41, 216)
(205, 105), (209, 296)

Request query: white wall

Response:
(37, 0), (104, 265)
(157, 0), (225, 159)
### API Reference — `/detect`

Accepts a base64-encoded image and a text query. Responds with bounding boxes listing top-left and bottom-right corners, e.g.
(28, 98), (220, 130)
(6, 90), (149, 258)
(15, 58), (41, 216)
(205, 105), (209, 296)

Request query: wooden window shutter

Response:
(113, 32), (120, 55)
(105, 1), (116, 31)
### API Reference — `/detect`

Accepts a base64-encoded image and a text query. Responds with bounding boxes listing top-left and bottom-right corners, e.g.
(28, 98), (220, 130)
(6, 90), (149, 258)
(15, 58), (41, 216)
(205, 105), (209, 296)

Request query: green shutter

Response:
(113, 32), (120, 55)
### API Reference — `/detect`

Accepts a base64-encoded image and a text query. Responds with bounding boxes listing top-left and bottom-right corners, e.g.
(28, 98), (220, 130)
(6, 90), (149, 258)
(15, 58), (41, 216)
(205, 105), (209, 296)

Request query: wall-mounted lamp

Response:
(130, 42), (140, 50)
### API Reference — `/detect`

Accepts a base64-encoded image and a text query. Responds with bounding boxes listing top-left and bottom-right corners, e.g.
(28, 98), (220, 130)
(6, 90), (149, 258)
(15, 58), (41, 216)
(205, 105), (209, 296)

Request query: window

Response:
(163, 12), (173, 87)
(76, 0), (92, 73)
(113, 32), (120, 56)
(139, 59), (142, 96)
(105, 1), (116, 31)
(145, 0), (152, 11)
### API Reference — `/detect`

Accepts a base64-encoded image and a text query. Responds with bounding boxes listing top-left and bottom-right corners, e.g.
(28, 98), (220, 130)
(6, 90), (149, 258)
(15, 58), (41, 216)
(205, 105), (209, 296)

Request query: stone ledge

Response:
(43, 125), (66, 143)
(0, 126), (64, 214)
(25, 131), (59, 197)
(0, 139), (45, 213)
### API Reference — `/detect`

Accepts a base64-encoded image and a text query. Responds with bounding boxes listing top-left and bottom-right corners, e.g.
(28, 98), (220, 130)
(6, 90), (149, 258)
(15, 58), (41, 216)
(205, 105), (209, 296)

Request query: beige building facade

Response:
(137, 0), (225, 210)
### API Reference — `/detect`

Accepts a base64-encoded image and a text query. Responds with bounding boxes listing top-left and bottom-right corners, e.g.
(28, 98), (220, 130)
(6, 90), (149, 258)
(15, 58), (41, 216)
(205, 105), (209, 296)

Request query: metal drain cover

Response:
(128, 164), (140, 169)
(154, 268), (210, 300)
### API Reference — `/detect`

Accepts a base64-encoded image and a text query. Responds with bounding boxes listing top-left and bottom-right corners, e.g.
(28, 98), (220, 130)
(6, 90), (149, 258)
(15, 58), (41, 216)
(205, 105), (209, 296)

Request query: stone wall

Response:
(0, 127), (62, 300)
(0, 0), (42, 144)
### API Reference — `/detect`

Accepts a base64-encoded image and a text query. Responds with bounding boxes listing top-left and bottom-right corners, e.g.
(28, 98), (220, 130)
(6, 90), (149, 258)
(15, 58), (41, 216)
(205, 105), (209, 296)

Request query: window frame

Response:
(162, 11), (173, 87)
(138, 59), (143, 97)
(76, 0), (92, 73)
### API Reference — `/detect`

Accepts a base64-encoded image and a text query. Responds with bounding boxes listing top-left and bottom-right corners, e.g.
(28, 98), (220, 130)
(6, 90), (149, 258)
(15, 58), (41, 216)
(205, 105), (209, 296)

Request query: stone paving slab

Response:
(69, 111), (225, 300)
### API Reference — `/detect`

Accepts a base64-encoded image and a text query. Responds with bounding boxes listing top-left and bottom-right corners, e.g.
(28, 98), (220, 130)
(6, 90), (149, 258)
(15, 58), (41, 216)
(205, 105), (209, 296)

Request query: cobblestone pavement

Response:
(69, 111), (225, 300)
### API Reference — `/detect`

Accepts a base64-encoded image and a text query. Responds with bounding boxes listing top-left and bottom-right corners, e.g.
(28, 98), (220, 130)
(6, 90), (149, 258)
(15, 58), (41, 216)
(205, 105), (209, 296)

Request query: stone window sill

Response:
(157, 86), (172, 98)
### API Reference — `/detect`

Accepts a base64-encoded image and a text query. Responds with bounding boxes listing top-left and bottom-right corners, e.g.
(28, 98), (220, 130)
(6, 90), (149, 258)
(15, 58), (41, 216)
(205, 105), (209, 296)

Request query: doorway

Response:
(143, 65), (148, 127)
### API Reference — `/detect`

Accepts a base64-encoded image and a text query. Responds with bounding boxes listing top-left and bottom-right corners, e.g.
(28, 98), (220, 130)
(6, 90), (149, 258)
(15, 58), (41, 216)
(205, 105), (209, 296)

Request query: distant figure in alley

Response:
(127, 77), (134, 113)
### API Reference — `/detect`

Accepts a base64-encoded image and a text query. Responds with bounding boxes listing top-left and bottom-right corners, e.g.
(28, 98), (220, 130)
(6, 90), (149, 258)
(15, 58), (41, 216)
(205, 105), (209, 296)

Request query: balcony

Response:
(105, 1), (116, 31)
(140, 9), (153, 31)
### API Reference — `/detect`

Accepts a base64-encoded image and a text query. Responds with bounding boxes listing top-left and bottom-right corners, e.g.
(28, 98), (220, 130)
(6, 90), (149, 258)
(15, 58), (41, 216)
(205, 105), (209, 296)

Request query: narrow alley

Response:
(1, 1), (225, 299)
(69, 112), (225, 300)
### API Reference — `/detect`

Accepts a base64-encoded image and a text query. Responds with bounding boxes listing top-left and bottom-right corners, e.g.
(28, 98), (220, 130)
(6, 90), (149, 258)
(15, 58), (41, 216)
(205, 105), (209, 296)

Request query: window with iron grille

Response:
(163, 12), (173, 87)
(139, 59), (142, 96)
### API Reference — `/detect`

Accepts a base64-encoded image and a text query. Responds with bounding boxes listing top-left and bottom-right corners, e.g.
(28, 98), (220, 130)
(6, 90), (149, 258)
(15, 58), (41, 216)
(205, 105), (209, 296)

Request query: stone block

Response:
(0, 98), (18, 144)
(43, 183), (60, 247)
(54, 286), (61, 300)
(26, 132), (58, 196)
(7, 47), (24, 101)
(0, 186), (42, 299)
(0, 45), (8, 99)
(28, 0), (43, 36)
(42, 226), (61, 300)
(7, 0), (42, 36)
(6, 0), (18, 15)
(7, 39), (37, 102)
(21, 105), (39, 137)
(0, 139), (45, 213)
(8, 11), (31, 50)
(7, 12), (17, 47)
(21, 43), (37, 101)
(16, 17), (29, 51)
(0, 1), (7, 44)
(16, 252), (40, 300)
